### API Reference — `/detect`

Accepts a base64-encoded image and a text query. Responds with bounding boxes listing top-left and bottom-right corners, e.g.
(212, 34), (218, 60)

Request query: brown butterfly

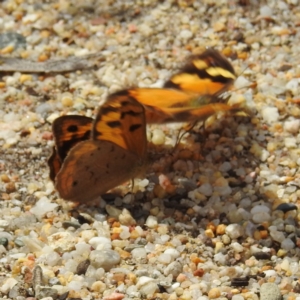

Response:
(49, 95), (147, 203)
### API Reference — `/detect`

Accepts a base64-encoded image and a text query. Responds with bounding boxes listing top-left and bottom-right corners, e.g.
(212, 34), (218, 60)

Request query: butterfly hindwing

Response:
(55, 140), (144, 202)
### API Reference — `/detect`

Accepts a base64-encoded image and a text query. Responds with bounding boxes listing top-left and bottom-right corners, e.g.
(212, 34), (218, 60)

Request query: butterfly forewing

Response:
(164, 49), (236, 97)
(52, 115), (93, 161)
(93, 94), (147, 158)
(48, 115), (93, 181)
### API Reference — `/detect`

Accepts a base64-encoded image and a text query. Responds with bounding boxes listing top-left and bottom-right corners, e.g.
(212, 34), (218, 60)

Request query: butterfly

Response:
(111, 48), (238, 124)
(48, 95), (147, 203)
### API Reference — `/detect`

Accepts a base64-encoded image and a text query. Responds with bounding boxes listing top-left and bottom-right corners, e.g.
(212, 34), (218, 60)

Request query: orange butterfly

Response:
(49, 95), (147, 203)
(112, 48), (237, 123)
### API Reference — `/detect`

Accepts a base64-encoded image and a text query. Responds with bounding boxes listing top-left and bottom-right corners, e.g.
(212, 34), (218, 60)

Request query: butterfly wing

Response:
(48, 115), (93, 181)
(93, 93), (147, 158)
(55, 140), (144, 202)
(164, 49), (236, 97)
(51, 115), (93, 160)
(159, 103), (241, 123)
(55, 96), (147, 202)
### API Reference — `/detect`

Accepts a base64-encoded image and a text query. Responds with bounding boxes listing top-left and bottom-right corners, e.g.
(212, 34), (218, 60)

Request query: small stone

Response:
(35, 287), (58, 299)
(260, 283), (281, 300)
(88, 237), (111, 250)
(151, 128), (165, 145)
(119, 208), (136, 226)
(284, 120), (300, 134)
(131, 248), (147, 260)
(281, 238), (295, 251)
(198, 183), (213, 196)
(164, 261), (182, 278)
(252, 212), (271, 223)
(216, 224), (226, 235)
(48, 232), (77, 252)
(208, 287), (221, 299)
(0, 237), (8, 247)
(260, 5), (273, 17)
(145, 215), (158, 228)
(261, 107), (279, 123)
(91, 281), (107, 293)
(136, 276), (157, 295)
(179, 29), (193, 39)
(0, 278), (18, 294)
(90, 249), (120, 271)
(76, 259), (90, 275)
(0, 32), (26, 49)
(225, 224), (244, 239)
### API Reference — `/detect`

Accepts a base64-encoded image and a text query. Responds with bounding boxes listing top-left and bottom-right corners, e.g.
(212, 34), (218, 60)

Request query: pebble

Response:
(145, 215), (158, 228)
(90, 250), (121, 271)
(261, 107), (279, 123)
(225, 224), (244, 239)
(0, 278), (18, 294)
(260, 283), (281, 300)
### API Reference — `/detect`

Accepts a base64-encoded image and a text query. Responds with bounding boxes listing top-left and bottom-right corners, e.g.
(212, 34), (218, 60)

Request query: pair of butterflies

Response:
(48, 49), (238, 203)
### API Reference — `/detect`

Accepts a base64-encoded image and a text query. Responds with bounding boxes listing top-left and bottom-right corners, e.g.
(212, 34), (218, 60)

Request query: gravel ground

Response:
(1, 0), (300, 299)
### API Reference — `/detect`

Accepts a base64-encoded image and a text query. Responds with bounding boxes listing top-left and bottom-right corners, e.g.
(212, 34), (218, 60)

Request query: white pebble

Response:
(119, 226), (131, 239)
(284, 137), (297, 148)
(89, 237), (111, 250)
(157, 253), (172, 264)
(30, 197), (59, 218)
(131, 248), (147, 260)
(164, 248), (180, 259)
(225, 224), (244, 239)
(285, 78), (299, 95)
(0, 278), (18, 294)
(145, 215), (158, 228)
(231, 242), (244, 253)
(260, 5), (272, 17)
(261, 107), (279, 123)
(284, 120), (300, 134)
(179, 29), (193, 39)
(90, 250), (120, 271)
(151, 128), (165, 145)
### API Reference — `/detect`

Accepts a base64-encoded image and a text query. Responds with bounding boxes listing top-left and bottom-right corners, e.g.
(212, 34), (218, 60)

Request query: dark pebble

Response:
(0, 237), (8, 247)
(62, 221), (81, 229)
(58, 291), (69, 300)
(253, 252), (271, 260)
(76, 259), (90, 275)
(275, 203), (297, 213)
